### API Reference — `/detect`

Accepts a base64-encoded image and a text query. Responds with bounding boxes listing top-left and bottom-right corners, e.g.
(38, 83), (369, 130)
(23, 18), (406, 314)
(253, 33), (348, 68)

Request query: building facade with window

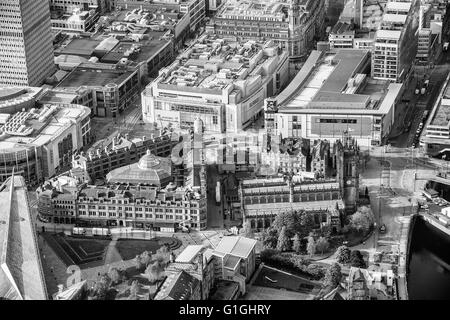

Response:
(206, 0), (325, 61)
(264, 49), (403, 147)
(72, 132), (177, 180)
(113, 0), (205, 34)
(371, 0), (420, 82)
(238, 133), (360, 230)
(142, 34), (289, 133)
(0, 104), (91, 185)
(37, 169), (207, 230)
(0, 0), (56, 87)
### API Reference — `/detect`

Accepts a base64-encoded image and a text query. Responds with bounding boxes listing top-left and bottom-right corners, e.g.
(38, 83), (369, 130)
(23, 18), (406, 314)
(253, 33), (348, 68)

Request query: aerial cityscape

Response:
(1, 0), (450, 304)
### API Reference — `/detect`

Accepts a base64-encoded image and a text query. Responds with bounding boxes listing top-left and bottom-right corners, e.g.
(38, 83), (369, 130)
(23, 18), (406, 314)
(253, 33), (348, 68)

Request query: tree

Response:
(276, 226), (291, 252)
(262, 227), (278, 249)
(129, 280), (140, 300)
(140, 251), (152, 268)
(243, 220), (254, 238)
(323, 263), (342, 288)
(108, 267), (121, 285)
(293, 233), (302, 254)
(350, 206), (374, 234)
(307, 235), (316, 256)
(146, 261), (165, 284)
(350, 250), (366, 268)
(306, 264), (325, 280)
(299, 211), (316, 238)
(336, 245), (351, 264)
(272, 211), (301, 238)
(153, 246), (170, 268)
(93, 273), (111, 300)
(316, 236), (330, 255)
(134, 255), (144, 272)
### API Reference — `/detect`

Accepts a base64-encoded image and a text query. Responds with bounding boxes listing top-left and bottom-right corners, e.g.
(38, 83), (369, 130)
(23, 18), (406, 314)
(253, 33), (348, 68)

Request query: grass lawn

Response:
(43, 233), (110, 266)
(65, 237), (110, 255)
(115, 237), (177, 260)
(254, 266), (319, 294)
(344, 229), (372, 247)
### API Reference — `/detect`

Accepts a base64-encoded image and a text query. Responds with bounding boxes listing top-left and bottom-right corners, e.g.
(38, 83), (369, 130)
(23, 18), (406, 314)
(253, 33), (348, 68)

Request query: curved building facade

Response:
(0, 87), (44, 115)
(0, 104), (91, 185)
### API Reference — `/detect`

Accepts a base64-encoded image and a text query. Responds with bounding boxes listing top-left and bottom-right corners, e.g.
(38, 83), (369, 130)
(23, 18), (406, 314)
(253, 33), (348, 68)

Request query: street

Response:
(358, 146), (436, 255)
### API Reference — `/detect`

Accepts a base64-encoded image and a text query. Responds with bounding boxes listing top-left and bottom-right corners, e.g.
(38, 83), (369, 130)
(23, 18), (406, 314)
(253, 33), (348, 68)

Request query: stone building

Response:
(347, 267), (396, 300)
(239, 133), (360, 231)
(206, 0), (326, 61)
(38, 152), (207, 230)
(159, 245), (216, 300)
(72, 132), (177, 181)
(333, 132), (360, 212)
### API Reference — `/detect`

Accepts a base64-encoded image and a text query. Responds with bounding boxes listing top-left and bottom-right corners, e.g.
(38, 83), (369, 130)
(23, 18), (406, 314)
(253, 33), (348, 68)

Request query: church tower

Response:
(334, 132), (360, 213)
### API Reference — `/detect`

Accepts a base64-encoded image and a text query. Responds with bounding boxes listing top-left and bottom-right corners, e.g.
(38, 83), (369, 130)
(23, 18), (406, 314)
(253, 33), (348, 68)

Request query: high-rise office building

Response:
(0, 0), (56, 87)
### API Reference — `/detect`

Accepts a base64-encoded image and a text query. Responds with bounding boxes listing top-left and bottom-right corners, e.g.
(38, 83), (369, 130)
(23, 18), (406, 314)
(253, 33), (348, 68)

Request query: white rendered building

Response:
(142, 34), (289, 133)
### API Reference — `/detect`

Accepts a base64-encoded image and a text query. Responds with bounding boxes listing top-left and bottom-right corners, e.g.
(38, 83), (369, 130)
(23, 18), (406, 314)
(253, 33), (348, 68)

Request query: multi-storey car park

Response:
(206, 0), (326, 61)
(141, 34), (289, 133)
(264, 49), (404, 147)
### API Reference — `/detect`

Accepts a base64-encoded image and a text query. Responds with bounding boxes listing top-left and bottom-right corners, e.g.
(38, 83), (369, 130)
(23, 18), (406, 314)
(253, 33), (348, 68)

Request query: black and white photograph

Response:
(0, 0), (449, 312)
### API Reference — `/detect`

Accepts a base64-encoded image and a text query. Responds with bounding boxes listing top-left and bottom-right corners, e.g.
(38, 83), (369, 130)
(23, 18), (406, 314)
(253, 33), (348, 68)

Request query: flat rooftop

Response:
(0, 176), (47, 300)
(0, 104), (90, 153)
(37, 90), (79, 105)
(215, 0), (290, 20)
(57, 63), (135, 88)
(385, 1), (411, 13)
(55, 38), (102, 57)
(101, 34), (169, 64)
(430, 85), (450, 127)
(382, 13), (407, 24)
(159, 34), (280, 91)
(376, 29), (402, 40)
(115, 7), (184, 26)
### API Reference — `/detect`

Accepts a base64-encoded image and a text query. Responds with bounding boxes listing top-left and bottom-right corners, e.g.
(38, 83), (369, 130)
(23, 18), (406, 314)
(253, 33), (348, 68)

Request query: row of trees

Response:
(262, 210), (324, 253)
(269, 225), (331, 257)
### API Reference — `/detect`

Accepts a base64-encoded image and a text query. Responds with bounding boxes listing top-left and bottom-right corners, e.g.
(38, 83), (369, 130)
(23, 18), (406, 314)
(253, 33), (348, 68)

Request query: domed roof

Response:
(106, 149), (172, 187)
(138, 149), (160, 170)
